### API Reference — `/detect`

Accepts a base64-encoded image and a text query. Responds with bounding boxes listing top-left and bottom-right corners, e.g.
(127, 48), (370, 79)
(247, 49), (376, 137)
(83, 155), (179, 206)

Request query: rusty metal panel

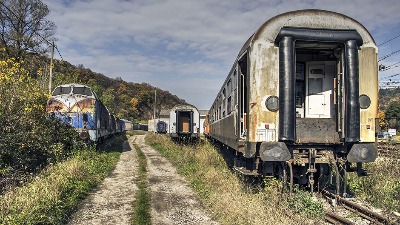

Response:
(248, 42), (279, 143)
(359, 47), (378, 143)
(46, 99), (67, 112)
(296, 118), (340, 143)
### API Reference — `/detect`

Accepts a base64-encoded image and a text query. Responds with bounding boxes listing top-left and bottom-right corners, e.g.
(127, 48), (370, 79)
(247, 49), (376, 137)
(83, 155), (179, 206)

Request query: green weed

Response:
(0, 136), (124, 225)
(131, 142), (151, 225)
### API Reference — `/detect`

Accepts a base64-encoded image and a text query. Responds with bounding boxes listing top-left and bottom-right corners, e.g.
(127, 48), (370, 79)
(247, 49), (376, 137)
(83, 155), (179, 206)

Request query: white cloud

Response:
(43, 0), (400, 109)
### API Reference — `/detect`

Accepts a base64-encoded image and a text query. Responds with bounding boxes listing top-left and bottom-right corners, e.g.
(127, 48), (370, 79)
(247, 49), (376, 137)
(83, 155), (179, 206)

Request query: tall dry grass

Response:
(0, 137), (123, 224)
(348, 158), (400, 214)
(146, 133), (320, 225)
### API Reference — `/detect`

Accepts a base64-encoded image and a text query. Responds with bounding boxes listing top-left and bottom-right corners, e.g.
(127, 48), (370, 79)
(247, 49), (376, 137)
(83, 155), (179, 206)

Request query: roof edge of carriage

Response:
(237, 9), (376, 59)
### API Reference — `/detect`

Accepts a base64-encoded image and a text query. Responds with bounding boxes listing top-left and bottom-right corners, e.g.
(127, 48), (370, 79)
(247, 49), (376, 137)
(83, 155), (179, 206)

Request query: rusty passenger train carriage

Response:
(204, 9), (378, 193)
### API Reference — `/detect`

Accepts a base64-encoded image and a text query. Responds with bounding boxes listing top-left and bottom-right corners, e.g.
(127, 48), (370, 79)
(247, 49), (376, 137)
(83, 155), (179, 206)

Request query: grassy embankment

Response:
(348, 157), (400, 214)
(131, 139), (151, 225)
(145, 133), (323, 225)
(0, 135), (125, 225)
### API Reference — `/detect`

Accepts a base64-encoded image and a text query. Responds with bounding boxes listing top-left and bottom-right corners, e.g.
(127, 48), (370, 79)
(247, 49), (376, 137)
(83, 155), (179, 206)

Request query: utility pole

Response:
(154, 88), (157, 132)
(48, 41), (55, 94)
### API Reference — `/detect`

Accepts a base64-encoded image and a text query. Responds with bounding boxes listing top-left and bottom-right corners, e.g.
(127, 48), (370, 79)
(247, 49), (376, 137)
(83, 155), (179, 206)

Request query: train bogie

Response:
(205, 9), (378, 193)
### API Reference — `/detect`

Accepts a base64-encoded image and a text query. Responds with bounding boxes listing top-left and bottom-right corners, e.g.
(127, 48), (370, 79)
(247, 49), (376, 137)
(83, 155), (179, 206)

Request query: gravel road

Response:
(68, 135), (218, 225)
(68, 137), (139, 225)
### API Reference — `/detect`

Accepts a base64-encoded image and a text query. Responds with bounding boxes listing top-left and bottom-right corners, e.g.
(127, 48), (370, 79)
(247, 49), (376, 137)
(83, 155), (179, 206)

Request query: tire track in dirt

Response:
(134, 135), (218, 225)
(68, 137), (139, 225)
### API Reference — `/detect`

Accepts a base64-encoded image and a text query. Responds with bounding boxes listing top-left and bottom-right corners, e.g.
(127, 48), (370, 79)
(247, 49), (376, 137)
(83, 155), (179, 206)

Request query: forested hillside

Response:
(379, 88), (400, 111)
(51, 60), (187, 122)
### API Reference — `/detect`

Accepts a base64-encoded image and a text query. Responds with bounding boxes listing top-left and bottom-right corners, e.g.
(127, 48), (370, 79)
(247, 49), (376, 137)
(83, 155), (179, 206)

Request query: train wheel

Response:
(316, 164), (330, 192)
(338, 162), (347, 197)
(332, 161), (340, 195)
(288, 161), (293, 195)
(277, 162), (290, 194)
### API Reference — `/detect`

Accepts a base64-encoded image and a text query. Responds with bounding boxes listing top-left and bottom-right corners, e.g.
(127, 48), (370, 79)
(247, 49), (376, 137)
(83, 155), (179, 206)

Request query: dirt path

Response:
(68, 135), (218, 225)
(68, 137), (139, 225)
(135, 135), (218, 225)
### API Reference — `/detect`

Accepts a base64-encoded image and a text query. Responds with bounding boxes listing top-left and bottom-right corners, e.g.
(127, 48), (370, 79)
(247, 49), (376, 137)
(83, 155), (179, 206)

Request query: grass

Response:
(0, 135), (125, 225)
(131, 141), (151, 225)
(145, 133), (323, 225)
(348, 158), (400, 214)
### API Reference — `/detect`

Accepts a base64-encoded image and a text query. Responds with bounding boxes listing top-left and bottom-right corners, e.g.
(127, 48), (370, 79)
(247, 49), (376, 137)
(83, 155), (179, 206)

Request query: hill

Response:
(379, 88), (400, 111)
(51, 60), (187, 122)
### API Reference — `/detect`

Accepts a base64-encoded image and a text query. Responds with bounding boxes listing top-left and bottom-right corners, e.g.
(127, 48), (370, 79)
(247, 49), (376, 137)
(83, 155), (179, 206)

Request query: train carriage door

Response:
(305, 62), (335, 118)
(238, 54), (248, 139)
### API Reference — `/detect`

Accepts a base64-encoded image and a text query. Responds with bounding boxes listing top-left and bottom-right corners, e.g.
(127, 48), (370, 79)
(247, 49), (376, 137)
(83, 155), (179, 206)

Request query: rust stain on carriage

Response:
(71, 98), (95, 113)
(248, 44), (278, 142)
(46, 99), (67, 112)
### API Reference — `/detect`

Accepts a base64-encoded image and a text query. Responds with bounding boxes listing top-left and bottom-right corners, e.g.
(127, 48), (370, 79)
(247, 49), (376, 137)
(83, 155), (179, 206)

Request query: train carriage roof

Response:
(237, 9), (376, 59)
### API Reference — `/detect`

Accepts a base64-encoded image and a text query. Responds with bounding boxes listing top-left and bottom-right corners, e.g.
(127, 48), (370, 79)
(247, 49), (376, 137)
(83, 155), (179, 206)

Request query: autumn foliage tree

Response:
(385, 101), (400, 130)
(0, 0), (56, 62)
(0, 56), (77, 184)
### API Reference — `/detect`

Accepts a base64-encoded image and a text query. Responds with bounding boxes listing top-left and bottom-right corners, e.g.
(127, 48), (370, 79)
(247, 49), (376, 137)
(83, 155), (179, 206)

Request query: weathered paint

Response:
(359, 47), (378, 142)
(47, 84), (117, 143)
(248, 38), (279, 143)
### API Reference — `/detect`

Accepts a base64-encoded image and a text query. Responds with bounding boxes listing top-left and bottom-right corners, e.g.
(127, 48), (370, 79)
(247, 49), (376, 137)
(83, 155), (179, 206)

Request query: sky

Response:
(43, 0), (400, 110)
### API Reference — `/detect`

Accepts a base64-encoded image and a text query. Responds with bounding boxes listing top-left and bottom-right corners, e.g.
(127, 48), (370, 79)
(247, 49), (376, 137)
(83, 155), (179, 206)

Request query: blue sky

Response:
(43, 0), (400, 109)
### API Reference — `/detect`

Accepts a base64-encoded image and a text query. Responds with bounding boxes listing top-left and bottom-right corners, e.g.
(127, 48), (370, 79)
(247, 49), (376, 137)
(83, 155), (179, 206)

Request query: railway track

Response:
(377, 143), (400, 158)
(321, 190), (395, 225)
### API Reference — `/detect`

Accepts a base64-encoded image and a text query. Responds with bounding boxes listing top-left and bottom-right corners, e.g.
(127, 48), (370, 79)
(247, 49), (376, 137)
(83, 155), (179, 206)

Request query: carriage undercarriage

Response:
(229, 143), (371, 195)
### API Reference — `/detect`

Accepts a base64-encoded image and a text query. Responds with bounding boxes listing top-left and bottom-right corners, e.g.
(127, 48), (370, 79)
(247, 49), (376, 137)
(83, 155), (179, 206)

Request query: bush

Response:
(0, 137), (123, 225)
(348, 159), (400, 212)
(0, 56), (78, 190)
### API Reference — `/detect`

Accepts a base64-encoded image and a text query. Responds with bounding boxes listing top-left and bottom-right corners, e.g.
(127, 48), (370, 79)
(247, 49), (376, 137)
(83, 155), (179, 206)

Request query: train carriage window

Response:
(227, 96), (232, 114)
(52, 86), (71, 96)
(73, 87), (93, 96)
(227, 78), (232, 94)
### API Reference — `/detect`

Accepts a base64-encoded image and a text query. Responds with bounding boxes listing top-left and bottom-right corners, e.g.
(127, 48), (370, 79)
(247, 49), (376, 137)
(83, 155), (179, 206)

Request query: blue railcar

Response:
(156, 121), (168, 133)
(47, 84), (112, 143)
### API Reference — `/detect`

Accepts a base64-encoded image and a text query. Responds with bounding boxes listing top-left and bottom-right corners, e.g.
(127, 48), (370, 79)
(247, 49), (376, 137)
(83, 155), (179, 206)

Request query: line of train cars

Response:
(204, 9), (378, 194)
(46, 83), (146, 143)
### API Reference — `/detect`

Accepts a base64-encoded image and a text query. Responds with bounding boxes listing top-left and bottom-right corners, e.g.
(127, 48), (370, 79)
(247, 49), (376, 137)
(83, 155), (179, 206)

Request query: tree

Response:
(0, 0), (56, 62)
(378, 110), (388, 131)
(385, 101), (400, 130)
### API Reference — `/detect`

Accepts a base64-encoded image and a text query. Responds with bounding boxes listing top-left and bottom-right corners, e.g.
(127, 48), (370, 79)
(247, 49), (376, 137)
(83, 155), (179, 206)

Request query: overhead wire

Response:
(378, 49), (400, 62)
(378, 34), (400, 46)
(380, 61), (400, 71)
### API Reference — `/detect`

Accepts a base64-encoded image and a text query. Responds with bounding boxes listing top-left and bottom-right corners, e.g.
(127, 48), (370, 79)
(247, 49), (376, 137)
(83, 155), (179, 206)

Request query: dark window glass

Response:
(52, 86), (71, 96)
(73, 87), (92, 96)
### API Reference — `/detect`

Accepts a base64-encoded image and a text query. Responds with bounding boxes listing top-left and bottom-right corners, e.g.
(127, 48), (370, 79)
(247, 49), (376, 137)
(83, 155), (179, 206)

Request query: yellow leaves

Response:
(378, 110), (388, 129)
(130, 97), (139, 113)
(1, 55), (48, 116)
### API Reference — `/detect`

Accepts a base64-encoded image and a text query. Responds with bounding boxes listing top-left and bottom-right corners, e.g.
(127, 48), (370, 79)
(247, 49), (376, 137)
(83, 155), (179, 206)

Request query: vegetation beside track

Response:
(0, 135), (125, 225)
(146, 133), (323, 224)
(348, 158), (400, 214)
(131, 140), (151, 225)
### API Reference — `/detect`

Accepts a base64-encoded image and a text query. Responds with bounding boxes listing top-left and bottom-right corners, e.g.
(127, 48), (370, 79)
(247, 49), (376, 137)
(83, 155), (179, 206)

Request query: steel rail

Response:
(321, 190), (394, 225)
(324, 209), (355, 225)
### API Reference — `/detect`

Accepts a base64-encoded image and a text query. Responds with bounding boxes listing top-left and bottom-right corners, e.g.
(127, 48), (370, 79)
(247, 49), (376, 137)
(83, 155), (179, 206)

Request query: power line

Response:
(380, 61), (400, 71)
(378, 49), (400, 62)
(54, 45), (64, 61)
(378, 34), (400, 46)
(379, 73), (400, 81)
